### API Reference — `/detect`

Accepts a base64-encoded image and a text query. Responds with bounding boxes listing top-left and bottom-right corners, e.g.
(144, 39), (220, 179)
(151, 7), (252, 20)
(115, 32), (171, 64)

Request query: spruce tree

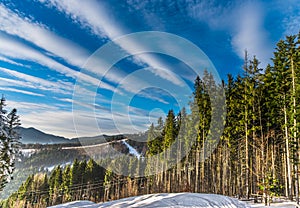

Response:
(0, 96), (21, 191)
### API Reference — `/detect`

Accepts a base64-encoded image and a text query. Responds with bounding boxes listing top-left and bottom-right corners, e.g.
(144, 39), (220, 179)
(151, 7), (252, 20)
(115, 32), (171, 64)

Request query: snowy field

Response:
(245, 200), (299, 208)
(49, 193), (299, 208)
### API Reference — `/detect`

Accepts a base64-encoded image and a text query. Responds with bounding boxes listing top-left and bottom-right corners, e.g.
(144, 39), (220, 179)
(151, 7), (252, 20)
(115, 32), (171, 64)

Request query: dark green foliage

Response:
(4, 159), (106, 207)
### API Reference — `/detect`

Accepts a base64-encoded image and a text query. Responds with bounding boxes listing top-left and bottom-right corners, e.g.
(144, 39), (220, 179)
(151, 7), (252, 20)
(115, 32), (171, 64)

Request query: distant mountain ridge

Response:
(17, 127), (74, 144)
(17, 127), (147, 158)
(17, 127), (129, 145)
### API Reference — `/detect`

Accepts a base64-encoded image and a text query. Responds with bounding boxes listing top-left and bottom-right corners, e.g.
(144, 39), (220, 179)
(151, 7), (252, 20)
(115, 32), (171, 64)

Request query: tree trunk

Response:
(291, 58), (299, 204)
(284, 98), (293, 200)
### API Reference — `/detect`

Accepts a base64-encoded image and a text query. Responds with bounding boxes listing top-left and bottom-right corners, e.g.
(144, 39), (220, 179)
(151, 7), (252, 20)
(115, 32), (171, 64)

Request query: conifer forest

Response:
(1, 32), (300, 208)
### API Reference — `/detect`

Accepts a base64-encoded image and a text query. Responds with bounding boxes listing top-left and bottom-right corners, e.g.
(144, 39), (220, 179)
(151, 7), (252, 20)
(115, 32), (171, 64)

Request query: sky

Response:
(0, 0), (299, 138)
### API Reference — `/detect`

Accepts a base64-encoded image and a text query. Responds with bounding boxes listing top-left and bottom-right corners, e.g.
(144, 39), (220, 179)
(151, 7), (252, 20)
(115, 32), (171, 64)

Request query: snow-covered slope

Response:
(48, 193), (249, 207)
(122, 140), (141, 159)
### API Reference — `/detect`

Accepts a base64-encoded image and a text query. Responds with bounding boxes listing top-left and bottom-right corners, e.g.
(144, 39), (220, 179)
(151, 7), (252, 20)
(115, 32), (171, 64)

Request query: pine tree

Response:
(0, 96), (21, 191)
(163, 110), (176, 149)
(147, 123), (162, 155)
(223, 74), (240, 195)
(285, 34), (300, 204)
(40, 174), (49, 206)
(62, 165), (71, 202)
(273, 38), (294, 200)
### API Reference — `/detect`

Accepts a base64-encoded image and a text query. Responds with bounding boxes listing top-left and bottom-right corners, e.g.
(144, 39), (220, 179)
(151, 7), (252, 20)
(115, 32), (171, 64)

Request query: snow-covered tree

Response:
(0, 96), (21, 191)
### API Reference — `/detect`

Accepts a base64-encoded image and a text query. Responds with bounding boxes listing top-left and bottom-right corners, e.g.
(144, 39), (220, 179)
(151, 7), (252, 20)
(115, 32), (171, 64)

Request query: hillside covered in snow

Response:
(49, 193), (249, 207)
(49, 193), (300, 208)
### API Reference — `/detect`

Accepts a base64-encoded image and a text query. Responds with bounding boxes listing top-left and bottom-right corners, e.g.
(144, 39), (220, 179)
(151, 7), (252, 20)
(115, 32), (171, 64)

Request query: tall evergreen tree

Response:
(0, 96), (21, 191)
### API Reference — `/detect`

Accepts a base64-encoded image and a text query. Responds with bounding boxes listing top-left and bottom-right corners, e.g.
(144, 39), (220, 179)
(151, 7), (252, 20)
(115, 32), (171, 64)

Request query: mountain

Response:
(73, 134), (125, 146)
(17, 127), (147, 155)
(17, 127), (126, 145)
(17, 127), (74, 144)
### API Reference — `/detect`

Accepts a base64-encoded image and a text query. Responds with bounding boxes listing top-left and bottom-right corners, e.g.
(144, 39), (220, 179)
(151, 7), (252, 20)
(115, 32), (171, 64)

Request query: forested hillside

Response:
(1, 33), (299, 208)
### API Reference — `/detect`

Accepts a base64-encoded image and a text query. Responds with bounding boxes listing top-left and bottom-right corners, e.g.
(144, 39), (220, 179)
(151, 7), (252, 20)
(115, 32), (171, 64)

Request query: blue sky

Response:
(0, 0), (299, 138)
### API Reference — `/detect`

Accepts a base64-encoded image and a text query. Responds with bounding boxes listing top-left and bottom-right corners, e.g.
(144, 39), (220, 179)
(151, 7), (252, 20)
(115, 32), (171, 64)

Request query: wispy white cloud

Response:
(39, 0), (122, 39)
(57, 98), (73, 103)
(5, 100), (76, 137)
(128, 106), (148, 116)
(0, 4), (115, 92)
(6, 100), (59, 113)
(111, 68), (173, 105)
(0, 77), (37, 90)
(15, 109), (79, 138)
(1, 0), (185, 108)
(0, 55), (27, 67)
(276, 0), (300, 36)
(0, 67), (71, 90)
(283, 15), (300, 36)
(0, 87), (44, 97)
(6, 99), (154, 138)
(138, 91), (169, 105)
(0, 33), (115, 92)
(0, 67), (73, 95)
(230, 1), (272, 67)
(187, 1), (232, 30)
(188, 0), (273, 67)
(0, 33), (78, 79)
(0, 3), (90, 68)
(110, 66), (192, 113)
(40, 0), (185, 86)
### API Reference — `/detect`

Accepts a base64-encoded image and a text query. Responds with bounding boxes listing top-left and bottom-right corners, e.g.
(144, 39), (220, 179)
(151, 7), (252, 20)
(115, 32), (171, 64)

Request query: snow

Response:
(245, 200), (300, 208)
(98, 193), (249, 207)
(45, 161), (71, 172)
(122, 140), (141, 159)
(49, 200), (96, 207)
(48, 193), (300, 208)
(46, 165), (56, 172)
(20, 148), (37, 157)
(48, 193), (249, 207)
